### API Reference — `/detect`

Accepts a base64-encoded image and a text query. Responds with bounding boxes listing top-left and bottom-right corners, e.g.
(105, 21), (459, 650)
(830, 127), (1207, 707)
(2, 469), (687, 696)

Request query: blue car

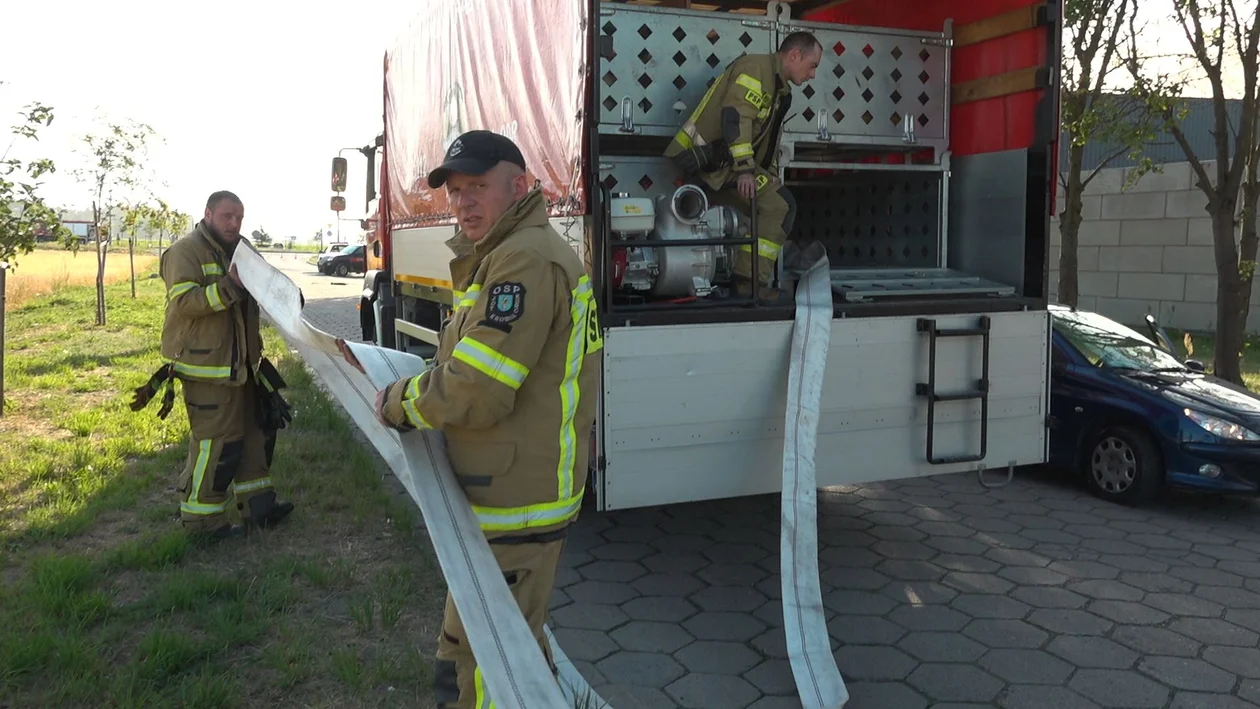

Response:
(1049, 304), (1260, 504)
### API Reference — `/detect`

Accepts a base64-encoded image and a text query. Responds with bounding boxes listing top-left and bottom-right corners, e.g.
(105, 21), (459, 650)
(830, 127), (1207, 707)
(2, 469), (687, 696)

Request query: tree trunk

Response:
(1, 265), (7, 418)
(1057, 144), (1087, 308)
(129, 235), (136, 299)
(94, 201), (107, 326)
(1213, 200), (1248, 384)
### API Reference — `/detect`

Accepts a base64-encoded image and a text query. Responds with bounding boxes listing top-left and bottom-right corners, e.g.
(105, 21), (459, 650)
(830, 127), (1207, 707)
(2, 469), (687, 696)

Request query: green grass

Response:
(0, 275), (445, 707)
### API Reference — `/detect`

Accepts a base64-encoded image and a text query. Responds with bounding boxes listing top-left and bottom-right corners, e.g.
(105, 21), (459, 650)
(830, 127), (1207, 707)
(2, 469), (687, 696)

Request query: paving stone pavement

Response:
(294, 276), (1260, 709)
(553, 470), (1260, 709)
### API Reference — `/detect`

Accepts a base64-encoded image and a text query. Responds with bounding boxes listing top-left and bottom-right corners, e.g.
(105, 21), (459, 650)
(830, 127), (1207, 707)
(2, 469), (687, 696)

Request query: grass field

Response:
(4, 249), (159, 309)
(0, 274), (445, 707)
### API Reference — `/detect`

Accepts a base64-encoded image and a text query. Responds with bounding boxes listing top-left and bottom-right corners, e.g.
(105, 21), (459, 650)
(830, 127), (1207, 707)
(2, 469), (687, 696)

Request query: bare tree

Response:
(1058, 0), (1162, 307)
(1130, 0), (1258, 384)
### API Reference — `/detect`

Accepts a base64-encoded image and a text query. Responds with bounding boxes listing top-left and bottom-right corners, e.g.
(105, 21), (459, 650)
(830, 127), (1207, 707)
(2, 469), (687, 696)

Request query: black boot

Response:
(244, 491), (295, 530)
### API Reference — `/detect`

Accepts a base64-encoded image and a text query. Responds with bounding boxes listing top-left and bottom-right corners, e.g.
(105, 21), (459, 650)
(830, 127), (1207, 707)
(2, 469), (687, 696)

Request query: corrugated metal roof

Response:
(1059, 96), (1245, 171)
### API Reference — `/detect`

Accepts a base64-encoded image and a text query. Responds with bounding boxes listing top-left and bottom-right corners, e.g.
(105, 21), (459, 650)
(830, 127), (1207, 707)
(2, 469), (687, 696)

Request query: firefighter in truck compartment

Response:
(366, 131), (602, 708)
(664, 30), (822, 303)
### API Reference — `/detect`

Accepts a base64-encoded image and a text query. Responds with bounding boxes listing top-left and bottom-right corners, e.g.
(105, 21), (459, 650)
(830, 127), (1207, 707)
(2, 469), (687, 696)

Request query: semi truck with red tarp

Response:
(346, 0), (1063, 511)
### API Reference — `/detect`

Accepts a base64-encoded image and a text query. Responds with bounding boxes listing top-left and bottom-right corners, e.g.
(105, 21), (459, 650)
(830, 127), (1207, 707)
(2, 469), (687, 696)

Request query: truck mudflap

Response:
(359, 269), (395, 348)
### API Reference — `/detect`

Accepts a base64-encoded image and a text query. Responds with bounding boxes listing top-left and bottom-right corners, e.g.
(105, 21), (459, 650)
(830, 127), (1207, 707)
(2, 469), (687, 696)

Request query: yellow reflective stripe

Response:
(579, 276), (603, 354)
(206, 282), (226, 312)
(454, 284), (482, 310)
(756, 173), (771, 191)
(741, 238), (783, 260)
(555, 276), (592, 500)
(452, 337), (529, 390)
(201, 263), (224, 276)
(735, 73), (762, 93)
(401, 375), (433, 429)
(233, 477), (273, 494)
(675, 129), (694, 149)
(730, 143), (754, 158)
(180, 439), (228, 516)
(473, 666), (494, 709)
(168, 282), (197, 299)
(169, 361), (233, 379)
(472, 488), (585, 532)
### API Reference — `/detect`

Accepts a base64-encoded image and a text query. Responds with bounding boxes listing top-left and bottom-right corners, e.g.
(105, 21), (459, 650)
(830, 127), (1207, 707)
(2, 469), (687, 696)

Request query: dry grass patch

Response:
(4, 247), (157, 308)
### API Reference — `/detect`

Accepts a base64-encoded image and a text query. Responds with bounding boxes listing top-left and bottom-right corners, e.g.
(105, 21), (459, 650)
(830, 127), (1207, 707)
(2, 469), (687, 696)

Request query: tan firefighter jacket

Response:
(381, 189), (603, 539)
(159, 222), (263, 386)
(664, 53), (794, 192)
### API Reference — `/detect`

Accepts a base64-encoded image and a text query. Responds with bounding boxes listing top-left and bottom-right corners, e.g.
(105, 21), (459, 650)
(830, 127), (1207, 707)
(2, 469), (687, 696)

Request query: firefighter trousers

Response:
(708, 171), (798, 285)
(433, 537), (566, 708)
(178, 378), (277, 531)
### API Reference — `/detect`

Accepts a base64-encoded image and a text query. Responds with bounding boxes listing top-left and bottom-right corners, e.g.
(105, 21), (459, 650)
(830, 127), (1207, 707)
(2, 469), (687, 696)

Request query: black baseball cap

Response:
(427, 130), (527, 189)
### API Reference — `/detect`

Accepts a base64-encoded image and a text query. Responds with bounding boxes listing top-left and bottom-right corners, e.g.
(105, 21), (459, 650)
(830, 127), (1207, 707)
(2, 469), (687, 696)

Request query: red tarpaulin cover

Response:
(383, 0), (588, 230)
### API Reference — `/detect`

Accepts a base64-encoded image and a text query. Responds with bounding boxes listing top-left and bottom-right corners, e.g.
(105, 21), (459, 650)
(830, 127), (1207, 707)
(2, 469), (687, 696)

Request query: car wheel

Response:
(334, 264), (349, 277)
(1083, 426), (1163, 505)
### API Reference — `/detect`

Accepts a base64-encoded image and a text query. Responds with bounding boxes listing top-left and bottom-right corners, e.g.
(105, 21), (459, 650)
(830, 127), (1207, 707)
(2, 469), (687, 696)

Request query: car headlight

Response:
(1184, 409), (1260, 441)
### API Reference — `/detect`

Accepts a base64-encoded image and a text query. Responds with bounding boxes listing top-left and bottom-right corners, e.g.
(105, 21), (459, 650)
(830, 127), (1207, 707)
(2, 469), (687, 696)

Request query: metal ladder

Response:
(915, 316), (991, 465)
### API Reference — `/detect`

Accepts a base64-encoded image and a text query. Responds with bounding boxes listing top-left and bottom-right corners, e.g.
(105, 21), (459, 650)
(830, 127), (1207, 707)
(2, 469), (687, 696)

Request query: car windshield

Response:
(1053, 310), (1187, 372)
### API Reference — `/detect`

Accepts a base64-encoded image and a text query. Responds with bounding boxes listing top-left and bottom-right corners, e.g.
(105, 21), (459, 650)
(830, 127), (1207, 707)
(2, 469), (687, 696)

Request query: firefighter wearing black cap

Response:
(664, 31), (822, 301)
(370, 130), (601, 708)
(132, 190), (295, 540)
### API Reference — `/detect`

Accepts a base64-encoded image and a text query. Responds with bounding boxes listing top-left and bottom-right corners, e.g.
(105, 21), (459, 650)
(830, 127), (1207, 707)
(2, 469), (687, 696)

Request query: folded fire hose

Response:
(230, 243), (847, 708)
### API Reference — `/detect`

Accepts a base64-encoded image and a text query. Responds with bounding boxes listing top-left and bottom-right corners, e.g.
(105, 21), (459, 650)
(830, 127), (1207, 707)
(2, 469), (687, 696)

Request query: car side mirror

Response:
(1184, 359), (1206, 373)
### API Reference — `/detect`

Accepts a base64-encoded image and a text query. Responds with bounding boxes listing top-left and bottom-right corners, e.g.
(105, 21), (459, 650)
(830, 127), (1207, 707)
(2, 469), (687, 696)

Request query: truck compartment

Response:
(593, 0), (1056, 321)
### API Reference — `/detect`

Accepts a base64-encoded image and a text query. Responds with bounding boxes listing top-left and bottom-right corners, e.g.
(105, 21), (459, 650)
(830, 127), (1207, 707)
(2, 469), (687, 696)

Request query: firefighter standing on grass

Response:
(664, 31), (822, 302)
(131, 190), (295, 540)
(361, 131), (601, 708)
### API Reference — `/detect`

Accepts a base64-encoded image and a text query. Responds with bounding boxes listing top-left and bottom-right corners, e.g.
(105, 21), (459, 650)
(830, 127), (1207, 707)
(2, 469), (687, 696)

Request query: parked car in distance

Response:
(1049, 304), (1260, 504)
(317, 243), (366, 277)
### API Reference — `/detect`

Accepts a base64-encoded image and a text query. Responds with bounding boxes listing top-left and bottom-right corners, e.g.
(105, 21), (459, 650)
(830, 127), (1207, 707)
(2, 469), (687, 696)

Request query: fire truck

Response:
(345, 0), (1063, 512)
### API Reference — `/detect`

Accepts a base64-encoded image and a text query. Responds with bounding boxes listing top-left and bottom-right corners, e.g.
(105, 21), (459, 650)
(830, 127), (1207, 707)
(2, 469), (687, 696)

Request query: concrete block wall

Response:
(1048, 160), (1251, 334)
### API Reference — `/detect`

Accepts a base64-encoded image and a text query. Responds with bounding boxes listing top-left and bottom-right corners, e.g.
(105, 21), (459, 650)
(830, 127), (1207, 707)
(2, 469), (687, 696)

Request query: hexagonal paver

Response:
(1119, 572), (1194, 594)
(650, 534), (713, 553)
(1111, 625), (1202, 658)
(554, 627), (621, 662)
(999, 566), (1069, 586)
(829, 615), (907, 645)
(916, 521), (975, 537)
(665, 673), (759, 709)
(977, 533), (1038, 549)
(750, 627), (788, 659)
(1195, 544), (1258, 562)
(643, 552), (709, 575)
(594, 683), (676, 708)
(833, 645), (919, 681)
(961, 619), (1048, 649)
(592, 542), (656, 562)
(1242, 679), (1260, 705)
(877, 560), (946, 581)
(979, 648), (1073, 684)
(570, 659), (608, 687)
(926, 537), (993, 556)
(819, 546), (883, 568)
(580, 560), (648, 583)
(820, 567), (891, 591)
(1013, 587), (1089, 609)
(906, 663), (1003, 703)
(934, 554), (1002, 574)
(696, 563), (765, 587)
(883, 581), (958, 605)
(845, 681), (929, 709)
(702, 543), (768, 565)
(555, 566), (581, 588)
(889, 605), (970, 631)
(1087, 600), (1170, 625)
(745, 659), (796, 696)
(689, 585), (765, 613)
(609, 621), (694, 654)
(620, 596), (698, 624)
(682, 612), (765, 642)
(899, 631), (987, 662)
(1168, 617), (1260, 646)
(568, 580), (640, 605)
(631, 573), (705, 598)
(823, 589), (897, 615)
(1228, 609), (1260, 633)
(1070, 668), (1170, 708)
(1201, 646), (1260, 679)
(1095, 553), (1168, 573)
(998, 685), (1102, 709)
(950, 594), (1032, 619)
(1138, 656), (1236, 692)
(1047, 560), (1120, 579)
(943, 572), (1016, 595)
(552, 602), (630, 631)
(1046, 635), (1139, 669)
(1169, 567), (1244, 587)
(595, 651), (686, 689)
(1067, 579), (1144, 601)
(672, 640), (761, 675)
(872, 540), (937, 560)
(1027, 609), (1113, 635)
(1169, 693), (1259, 709)
(1198, 586), (1260, 609)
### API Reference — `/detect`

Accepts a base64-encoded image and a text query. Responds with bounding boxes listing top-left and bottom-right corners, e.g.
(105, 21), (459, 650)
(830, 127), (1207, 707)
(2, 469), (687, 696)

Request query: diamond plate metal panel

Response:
(777, 22), (949, 152)
(792, 172), (943, 268)
(598, 7), (774, 136)
(598, 155), (685, 199)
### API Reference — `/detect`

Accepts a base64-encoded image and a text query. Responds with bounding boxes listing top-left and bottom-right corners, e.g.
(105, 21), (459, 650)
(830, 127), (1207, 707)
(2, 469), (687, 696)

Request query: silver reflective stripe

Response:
(781, 254), (849, 708)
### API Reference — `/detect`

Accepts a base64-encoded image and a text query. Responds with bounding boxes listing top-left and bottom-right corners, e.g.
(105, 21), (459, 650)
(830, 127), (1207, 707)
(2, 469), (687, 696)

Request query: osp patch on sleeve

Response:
(485, 282), (526, 325)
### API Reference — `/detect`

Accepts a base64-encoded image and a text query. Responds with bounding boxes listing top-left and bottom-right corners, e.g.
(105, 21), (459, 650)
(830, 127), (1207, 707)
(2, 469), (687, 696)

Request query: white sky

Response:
(1, 0), (418, 243)
(0, 1), (1246, 244)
